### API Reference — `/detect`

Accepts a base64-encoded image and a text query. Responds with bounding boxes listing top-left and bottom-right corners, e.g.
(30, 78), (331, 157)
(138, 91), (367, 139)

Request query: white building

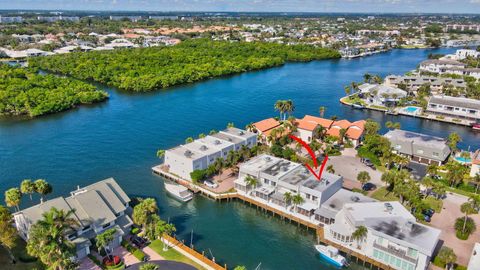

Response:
(384, 75), (466, 94)
(468, 243), (480, 270)
(455, 49), (480, 60)
(164, 128), (256, 180)
(427, 95), (480, 122)
(13, 178), (133, 260)
(419, 59), (466, 73)
(324, 201), (441, 270)
(358, 83), (407, 106)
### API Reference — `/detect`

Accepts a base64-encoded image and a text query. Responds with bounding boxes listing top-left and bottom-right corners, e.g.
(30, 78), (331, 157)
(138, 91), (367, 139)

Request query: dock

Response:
(153, 165), (397, 270)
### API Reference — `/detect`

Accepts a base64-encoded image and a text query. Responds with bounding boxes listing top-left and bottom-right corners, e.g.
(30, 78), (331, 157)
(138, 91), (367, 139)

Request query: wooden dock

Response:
(153, 165), (397, 270)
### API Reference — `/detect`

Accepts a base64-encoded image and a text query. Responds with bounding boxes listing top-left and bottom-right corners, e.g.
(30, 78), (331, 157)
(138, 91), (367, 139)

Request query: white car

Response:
(204, 180), (218, 189)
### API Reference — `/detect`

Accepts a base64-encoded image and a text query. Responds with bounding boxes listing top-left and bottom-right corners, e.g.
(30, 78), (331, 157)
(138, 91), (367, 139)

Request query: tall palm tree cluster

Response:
(132, 198), (176, 248)
(5, 179), (53, 211)
(274, 100), (295, 121)
(27, 207), (78, 270)
(455, 196), (479, 240)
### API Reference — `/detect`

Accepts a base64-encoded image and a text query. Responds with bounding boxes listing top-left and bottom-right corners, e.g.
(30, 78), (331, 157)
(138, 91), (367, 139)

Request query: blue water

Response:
(455, 157), (472, 163)
(1, 47), (479, 270)
(405, 106), (420, 113)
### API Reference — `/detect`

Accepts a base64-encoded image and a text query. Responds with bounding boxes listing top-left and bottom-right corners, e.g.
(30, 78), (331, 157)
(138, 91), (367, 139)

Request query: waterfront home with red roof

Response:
(296, 115), (333, 143)
(253, 118), (281, 144)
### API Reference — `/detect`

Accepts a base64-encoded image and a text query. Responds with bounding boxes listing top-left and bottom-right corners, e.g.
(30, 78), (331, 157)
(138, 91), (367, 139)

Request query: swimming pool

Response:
(404, 106), (420, 113)
(455, 156), (472, 164)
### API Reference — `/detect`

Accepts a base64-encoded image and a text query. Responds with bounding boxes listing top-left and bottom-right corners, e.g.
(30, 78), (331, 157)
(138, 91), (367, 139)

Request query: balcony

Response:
(373, 242), (418, 264)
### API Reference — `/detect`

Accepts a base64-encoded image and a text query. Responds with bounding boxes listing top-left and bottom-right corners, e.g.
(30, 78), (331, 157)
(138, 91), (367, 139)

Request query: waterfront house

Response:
(384, 129), (451, 165)
(235, 154), (343, 218)
(326, 120), (366, 146)
(296, 115), (333, 143)
(384, 75), (466, 95)
(253, 118), (281, 144)
(426, 95), (480, 122)
(471, 150), (480, 178)
(468, 243), (480, 270)
(358, 83), (407, 106)
(324, 201), (441, 270)
(164, 128), (256, 180)
(13, 178), (133, 260)
(419, 59), (466, 73)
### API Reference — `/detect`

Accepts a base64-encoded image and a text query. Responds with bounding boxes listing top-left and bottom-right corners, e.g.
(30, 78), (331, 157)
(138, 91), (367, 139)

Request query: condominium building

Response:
(384, 129), (451, 165)
(164, 128), (256, 180)
(419, 59), (466, 73)
(358, 83), (407, 106)
(468, 243), (480, 270)
(427, 95), (480, 121)
(384, 75), (466, 94)
(0, 16), (23, 23)
(324, 201), (441, 270)
(13, 178), (133, 260)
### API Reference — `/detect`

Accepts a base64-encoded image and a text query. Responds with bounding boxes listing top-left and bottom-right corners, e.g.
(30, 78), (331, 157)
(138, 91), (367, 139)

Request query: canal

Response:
(0, 47), (479, 270)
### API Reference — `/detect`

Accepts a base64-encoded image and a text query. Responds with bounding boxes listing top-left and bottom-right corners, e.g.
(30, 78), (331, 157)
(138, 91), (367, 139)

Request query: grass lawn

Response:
(423, 196), (443, 213)
(0, 238), (43, 270)
(371, 187), (398, 201)
(149, 240), (206, 270)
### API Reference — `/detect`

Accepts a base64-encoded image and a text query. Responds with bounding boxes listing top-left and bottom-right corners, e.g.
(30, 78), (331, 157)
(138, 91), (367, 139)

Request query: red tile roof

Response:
(253, 118), (281, 133)
(302, 115), (333, 129)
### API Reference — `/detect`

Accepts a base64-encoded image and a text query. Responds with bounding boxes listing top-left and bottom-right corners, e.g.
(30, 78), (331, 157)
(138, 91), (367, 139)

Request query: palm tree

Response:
(327, 165), (335, 174)
(357, 171), (371, 187)
(291, 194), (304, 213)
(34, 179), (52, 202)
(140, 263), (159, 270)
(344, 86), (351, 96)
(0, 206), (17, 264)
(198, 133), (206, 138)
(245, 175), (258, 192)
(319, 106), (326, 117)
(133, 198), (158, 230)
(185, 137), (194, 144)
(426, 164), (439, 177)
(283, 192), (293, 209)
(5, 188), (21, 211)
(227, 122), (235, 128)
(96, 228), (117, 262)
(447, 132), (462, 153)
(363, 73), (372, 83)
(274, 100), (286, 120)
(351, 226), (368, 249)
(460, 201), (478, 234)
(338, 128), (347, 144)
(284, 100), (295, 119)
(445, 161), (467, 187)
(20, 179), (35, 201)
(159, 222), (176, 251)
(437, 246), (456, 270)
(156, 149), (165, 159)
(471, 174), (480, 194)
(245, 122), (256, 133)
(27, 207), (78, 270)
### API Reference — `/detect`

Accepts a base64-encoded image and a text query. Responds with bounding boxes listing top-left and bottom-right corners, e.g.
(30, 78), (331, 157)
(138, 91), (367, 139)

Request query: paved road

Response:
(326, 148), (383, 186)
(127, 260), (198, 270)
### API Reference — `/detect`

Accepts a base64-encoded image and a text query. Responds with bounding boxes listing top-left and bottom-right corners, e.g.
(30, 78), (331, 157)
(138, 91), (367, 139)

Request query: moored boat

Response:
(351, 103), (365, 109)
(315, 244), (347, 267)
(473, 123), (480, 131)
(164, 181), (193, 202)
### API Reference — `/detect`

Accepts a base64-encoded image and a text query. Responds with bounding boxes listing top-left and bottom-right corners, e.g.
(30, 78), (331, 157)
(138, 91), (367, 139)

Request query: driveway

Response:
(128, 260), (197, 270)
(430, 192), (480, 266)
(112, 246), (140, 268)
(327, 148), (383, 186)
(79, 257), (102, 270)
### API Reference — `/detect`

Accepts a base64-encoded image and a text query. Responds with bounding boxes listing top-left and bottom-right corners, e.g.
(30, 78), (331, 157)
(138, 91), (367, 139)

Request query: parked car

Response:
(131, 236), (147, 248)
(362, 158), (375, 169)
(362, 183), (377, 191)
(422, 208), (435, 218)
(204, 180), (219, 189)
(423, 215), (431, 222)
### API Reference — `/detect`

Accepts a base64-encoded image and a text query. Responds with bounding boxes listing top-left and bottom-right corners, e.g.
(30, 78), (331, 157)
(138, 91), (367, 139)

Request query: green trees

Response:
(20, 179), (35, 201)
(357, 171), (371, 186)
(4, 188), (21, 211)
(447, 132), (462, 153)
(26, 207), (78, 270)
(30, 39), (340, 92)
(445, 161), (468, 187)
(156, 149), (165, 159)
(0, 206), (17, 264)
(140, 263), (159, 270)
(34, 179), (53, 201)
(436, 246), (456, 270)
(95, 228), (117, 261)
(245, 175), (258, 191)
(456, 201), (478, 239)
(274, 100), (295, 121)
(133, 198), (158, 231)
(291, 193), (304, 213)
(0, 64), (108, 117)
(351, 226), (368, 249)
(283, 192), (293, 208)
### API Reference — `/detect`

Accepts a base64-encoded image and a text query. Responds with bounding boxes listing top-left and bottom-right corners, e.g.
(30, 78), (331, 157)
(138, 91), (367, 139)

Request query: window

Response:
(395, 258), (402, 268)
(377, 237), (384, 245)
(395, 145), (401, 150)
(389, 255), (395, 265)
(432, 152), (439, 157)
(102, 223), (111, 229)
(407, 248), (418, 258)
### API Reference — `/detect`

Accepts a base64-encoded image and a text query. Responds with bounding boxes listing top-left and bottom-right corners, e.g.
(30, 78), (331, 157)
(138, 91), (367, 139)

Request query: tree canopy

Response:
(29, 39), (340, 92)
(0, 64), (108, 117)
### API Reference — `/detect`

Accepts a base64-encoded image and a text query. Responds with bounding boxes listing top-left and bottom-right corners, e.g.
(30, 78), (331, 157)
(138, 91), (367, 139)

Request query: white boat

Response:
(164, 181), (193, 202)
(315, 244), (347, 267)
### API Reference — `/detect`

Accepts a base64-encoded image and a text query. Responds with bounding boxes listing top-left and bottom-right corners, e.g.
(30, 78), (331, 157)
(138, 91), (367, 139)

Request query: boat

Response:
(164, 181), (193, 202)
(351, 103), (365, 109)
(473, 123), (480, 131)
(315, 244), (348, 267)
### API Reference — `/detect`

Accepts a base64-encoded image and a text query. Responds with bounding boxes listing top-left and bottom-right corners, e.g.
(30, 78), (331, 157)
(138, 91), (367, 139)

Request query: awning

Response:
(298, 202), (317, 211)
(255, 186), (275, 195)
(314, 207), (337, 219)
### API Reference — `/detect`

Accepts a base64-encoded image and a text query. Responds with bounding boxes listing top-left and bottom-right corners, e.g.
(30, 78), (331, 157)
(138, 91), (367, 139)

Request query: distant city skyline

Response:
(0, 0), (480, 14)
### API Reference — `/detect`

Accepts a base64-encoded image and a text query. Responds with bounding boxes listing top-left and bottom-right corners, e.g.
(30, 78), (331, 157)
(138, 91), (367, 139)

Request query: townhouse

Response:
(384, 75), (466, 95)
(13, 178), (133, 260)
(427, 95), (480, 122)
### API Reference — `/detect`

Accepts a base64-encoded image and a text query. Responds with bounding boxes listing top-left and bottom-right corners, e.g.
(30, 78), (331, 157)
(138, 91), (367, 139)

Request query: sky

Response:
(1, 0), (480, 14)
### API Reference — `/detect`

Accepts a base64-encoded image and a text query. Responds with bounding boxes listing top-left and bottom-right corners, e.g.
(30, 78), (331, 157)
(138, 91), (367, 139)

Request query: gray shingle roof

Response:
(429, 95), (480, 111)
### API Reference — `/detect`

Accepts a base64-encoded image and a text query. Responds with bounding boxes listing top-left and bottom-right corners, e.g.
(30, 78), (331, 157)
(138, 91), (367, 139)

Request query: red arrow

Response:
(289, 135), (329, 181)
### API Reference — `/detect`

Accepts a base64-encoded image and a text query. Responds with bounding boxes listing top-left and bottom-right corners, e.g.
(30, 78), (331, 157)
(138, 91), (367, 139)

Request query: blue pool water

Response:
(455, 156), (472, 163)
(405, 106), (420, 113)
(1, 47), (479, 270)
